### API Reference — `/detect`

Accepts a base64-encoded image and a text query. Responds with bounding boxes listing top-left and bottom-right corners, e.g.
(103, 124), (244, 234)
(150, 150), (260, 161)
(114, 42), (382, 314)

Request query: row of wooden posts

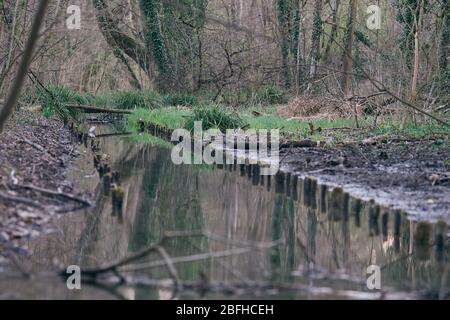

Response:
(68, 121), (124, 220)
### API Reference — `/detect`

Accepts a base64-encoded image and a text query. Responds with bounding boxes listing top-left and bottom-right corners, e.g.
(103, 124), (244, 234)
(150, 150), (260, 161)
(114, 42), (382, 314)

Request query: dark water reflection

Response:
(1, 133), (449, 300)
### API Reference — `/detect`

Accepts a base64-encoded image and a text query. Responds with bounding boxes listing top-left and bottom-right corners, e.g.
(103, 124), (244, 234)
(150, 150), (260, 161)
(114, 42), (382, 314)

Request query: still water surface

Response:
(1, 132), (449, 300)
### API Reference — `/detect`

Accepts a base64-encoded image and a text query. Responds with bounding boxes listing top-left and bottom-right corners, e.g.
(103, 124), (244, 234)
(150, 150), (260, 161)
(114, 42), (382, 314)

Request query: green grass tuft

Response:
(112, 90), (163, 109)
(185, 104), (247, 131)
(370, 115), (450, 139)
(244, 114), (355, 140)
(127, 108), (188, 131)
(22, 85), (87, 120)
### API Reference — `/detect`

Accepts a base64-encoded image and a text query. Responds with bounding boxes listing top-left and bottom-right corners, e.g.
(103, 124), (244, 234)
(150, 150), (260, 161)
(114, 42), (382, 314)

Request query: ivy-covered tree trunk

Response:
(307, 0), (323, 93)
(139, 0), (173, 92)
(93, 0), (149, 76)
(395, 0), (420, 70)
(92, 0), (142, 89)
(291, 0), (304, 92)
(323, 0), (340, 64)
(438, 0), (450, 104)
(277, 0), (291, 89)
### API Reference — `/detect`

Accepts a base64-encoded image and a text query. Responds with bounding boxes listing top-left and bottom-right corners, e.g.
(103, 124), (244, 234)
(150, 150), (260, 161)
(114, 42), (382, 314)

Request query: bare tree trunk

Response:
(230, 0), (239, 26)
(0, 0), (21, 95)
(0, 0), (51, 133)
(402, 0), (424, 128)
(239, 0), (244, 24)
(341, 0), (357, 99)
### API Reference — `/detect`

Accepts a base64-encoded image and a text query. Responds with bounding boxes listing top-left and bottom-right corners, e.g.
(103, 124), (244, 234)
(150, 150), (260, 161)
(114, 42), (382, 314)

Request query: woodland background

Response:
(0, 0), (448, 114)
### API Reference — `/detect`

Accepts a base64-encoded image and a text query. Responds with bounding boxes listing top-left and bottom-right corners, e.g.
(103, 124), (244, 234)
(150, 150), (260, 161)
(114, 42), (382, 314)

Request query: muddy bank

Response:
(280, 139), (450, 220)
(0, 111), (89, 254)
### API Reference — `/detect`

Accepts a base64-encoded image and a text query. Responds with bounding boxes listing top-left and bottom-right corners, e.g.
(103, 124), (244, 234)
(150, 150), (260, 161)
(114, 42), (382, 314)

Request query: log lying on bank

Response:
(9, 184), (92, 209)
(64, 104), (133, 114)
(95, 132), (132, 138)
(0, 191), (44, 209)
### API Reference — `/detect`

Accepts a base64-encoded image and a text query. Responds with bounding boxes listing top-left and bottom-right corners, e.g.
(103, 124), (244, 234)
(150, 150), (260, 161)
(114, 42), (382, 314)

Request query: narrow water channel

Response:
(1, 130), (449, 300)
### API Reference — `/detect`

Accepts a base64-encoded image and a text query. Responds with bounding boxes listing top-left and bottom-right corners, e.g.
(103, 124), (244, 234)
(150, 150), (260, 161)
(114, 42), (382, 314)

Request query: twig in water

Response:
(154, 245), (181, 294)
(5, 252), (31, 279)
(65, 230), (281, 294)
(120, 240), (281, 273)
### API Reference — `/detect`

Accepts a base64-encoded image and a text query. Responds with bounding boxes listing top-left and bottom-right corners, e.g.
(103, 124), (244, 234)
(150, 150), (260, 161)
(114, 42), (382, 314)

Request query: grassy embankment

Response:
(20, 85), (450, 147)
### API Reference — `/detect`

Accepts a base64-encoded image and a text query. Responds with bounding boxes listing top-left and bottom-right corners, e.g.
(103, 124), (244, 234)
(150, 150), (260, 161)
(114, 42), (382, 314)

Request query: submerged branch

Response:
(121, 240), (280, 273)
(62, 230), (282, 288)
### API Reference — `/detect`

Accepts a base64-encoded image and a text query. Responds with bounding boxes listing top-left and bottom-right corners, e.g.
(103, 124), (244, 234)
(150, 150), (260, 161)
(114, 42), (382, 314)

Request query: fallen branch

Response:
(95, 132), (132, 138)
(0, 191), (44, 209)
(20, 138), (46, 152)
(282, 140), (319, 148)
(64, 104), (133, 114)
(10, 184), (92, 208)
(362, 134), (389, 145)
(18, 138), (57, 159)
(322, 127), (357, 131)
